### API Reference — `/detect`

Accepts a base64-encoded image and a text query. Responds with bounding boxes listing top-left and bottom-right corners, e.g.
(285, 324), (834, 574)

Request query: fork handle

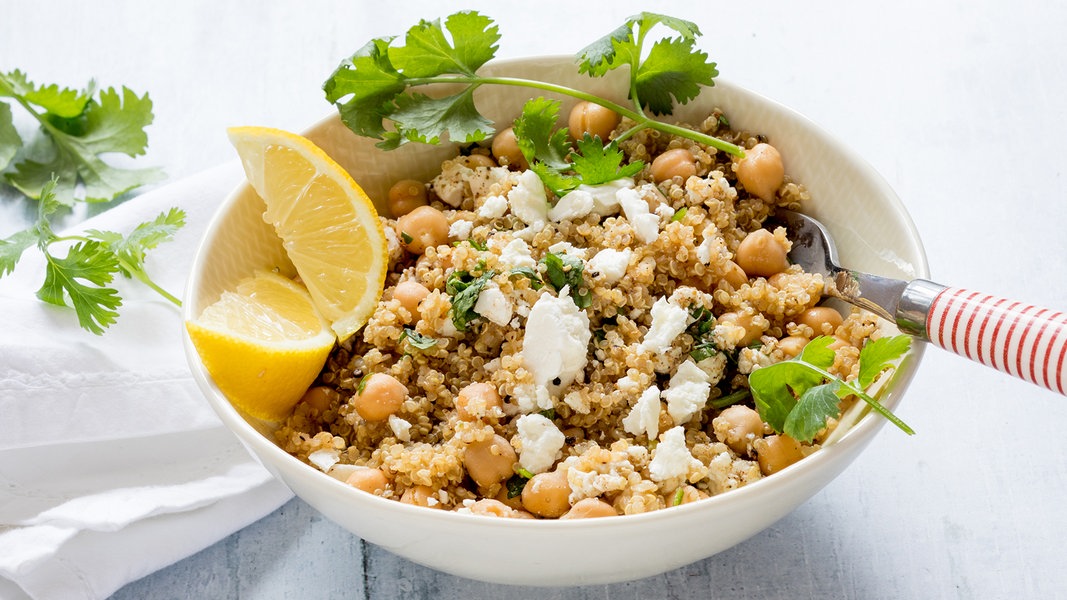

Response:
(901, 281), (1067, 395)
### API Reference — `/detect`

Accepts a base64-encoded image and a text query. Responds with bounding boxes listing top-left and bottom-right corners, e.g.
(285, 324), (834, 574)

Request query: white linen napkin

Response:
(0, 162), (294, 600)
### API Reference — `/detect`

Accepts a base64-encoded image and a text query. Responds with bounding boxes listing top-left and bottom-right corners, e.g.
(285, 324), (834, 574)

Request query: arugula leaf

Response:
(0, 71), (164, 204)
(446, 269), (496, 331)
(748, 335), (914, 442)
(540, 252), (590, 309)
(399, 327), (440, 351)
(37, 240), (122, 335)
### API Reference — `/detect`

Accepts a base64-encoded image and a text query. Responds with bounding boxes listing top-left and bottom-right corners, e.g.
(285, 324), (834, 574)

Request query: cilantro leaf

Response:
(571, 135), (644, 185)
(576, 23), (632, 76)
(513, 98), (572, 170)
(635, 37), (719, 115)
(388, 88), (493, 147)
(38, 240), (122, 335)
(540, 252), (590, 309)
(857, 335), (912, 388)
(446, 269), (496, 331)
(784, 381), (844, 442)
(748, 352), (828, 435)
(529, 162), (580, 198)
(0, 102), (20, 170)
(0, 70), (91, 118)
(326, 38), (406, 139)
(399, 327), (440, 351)
(508, 266), (543, 290)
(389, 12), (500, 77)
(86, 207), (186, 278)
(0, 229), (36, 277)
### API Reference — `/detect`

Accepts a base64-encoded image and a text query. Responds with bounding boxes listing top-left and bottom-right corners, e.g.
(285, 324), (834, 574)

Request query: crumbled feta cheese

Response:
(581, 178), (633, 215)
(326, 463), (363, 482)
(616, 374), (641, 394)
(477, 194), (509, 219)
(655, 203), (676, 219)
(588, 248), (631, 284)
(448, 219), (473, 240)
(497, 238), (536, 270)
(308, 449), (340, 472)
(663, 360), (711, 424)
(438, 316), (459, 338)
(617, 187), (659, 244)
(548, 189), (595, 222)
(696, 225), (728, 265)
(547, 241), (589, 260)
(563, 390), (590, 414)
(696, 352), (728, 384)
(516, 413), (565, 473)
(649, 426), (701, 482)
(622, 385), (661, 439)
(474, 282), (513, 326)
(513, 383), (553, 413)
(639, 296), (689, 355)
(563, 449), (635, 503)
(507, 169), (548, 227)
(712, 320), (747, 352)
(388, 414), (412, 442)
(521, 291), (592, 395)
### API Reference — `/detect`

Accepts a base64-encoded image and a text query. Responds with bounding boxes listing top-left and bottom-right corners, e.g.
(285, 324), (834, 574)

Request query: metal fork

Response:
(773, 208), (1067, 395)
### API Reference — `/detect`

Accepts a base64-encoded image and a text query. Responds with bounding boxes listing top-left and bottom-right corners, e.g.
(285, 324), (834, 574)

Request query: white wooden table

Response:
(6, 1), (1067, 598)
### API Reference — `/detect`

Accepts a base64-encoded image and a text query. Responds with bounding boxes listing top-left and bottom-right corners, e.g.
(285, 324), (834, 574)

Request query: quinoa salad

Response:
(275, 105), (885, 520)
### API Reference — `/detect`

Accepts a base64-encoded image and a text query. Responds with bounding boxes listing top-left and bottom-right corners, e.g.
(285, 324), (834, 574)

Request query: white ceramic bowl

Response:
(183, 56), (928, 586)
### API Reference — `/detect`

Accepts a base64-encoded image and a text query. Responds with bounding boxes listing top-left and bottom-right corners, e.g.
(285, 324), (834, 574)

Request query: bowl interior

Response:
(183, 55), (929, 585)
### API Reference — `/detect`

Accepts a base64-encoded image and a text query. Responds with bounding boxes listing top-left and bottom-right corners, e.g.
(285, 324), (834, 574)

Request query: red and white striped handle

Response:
(925, 287), (1067, 394)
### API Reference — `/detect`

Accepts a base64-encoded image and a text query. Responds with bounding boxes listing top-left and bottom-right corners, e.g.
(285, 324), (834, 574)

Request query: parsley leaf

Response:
(540, 252), (590, 309)
(748, 335), (914, 442)
(446, 269), (496, 331)
(0, 71), (164, 204)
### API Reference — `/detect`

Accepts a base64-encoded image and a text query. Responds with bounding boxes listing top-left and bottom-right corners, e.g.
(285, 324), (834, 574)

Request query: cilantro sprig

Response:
(0, 179), (185, 334)
(540, 251), (591, 309)
(323, 11), (744, 156)
(445, 269), (496, 331)
(0, 70), (164, 205)
(749, 335), (914, 442)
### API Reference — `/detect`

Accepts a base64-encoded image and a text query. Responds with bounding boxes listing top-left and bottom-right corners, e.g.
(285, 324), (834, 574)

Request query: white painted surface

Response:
(5, 0), (1067, 598)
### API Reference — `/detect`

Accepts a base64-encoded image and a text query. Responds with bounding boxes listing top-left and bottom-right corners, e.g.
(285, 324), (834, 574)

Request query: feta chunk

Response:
(307, 449), (340, 472)
(581, 178), (633, 216)
(521, 292), (592, 396)
(448, 219), (473, 240)
(639, 296), (689, 355)
(588, 248), (631, 284)
(617, 187), (659, 244)
(549, 189), (594, 222)
(388, 414), (412, 442)
(477, 194), (509, 219)
(622, 384), (661, 440)
(663, 360), (711, 424)
(516, 413), (565, 473)
(649, 426), (701, 482)
(497, 238), (536, 270)
(507, 169), (549, 227)
(547, 241), (589, 261)
(514, 383), (553, 413)
(474, 282), (513, 326)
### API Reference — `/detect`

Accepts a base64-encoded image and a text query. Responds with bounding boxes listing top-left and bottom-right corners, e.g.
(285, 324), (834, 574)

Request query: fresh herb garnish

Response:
(709, 389), (751, 410)
(748, 335), (913, 442)
(323, 11), (744, 156)
(539, 408), (557, 420)
(0, 70), (164, 204)
(399, 327), (440, 351)
(686, 306), (718, 362)
(507, 266), (543, 290)
(540, 251), (590, 309)
(670, 207), (687, 222)
(672, 487), (685, 506)
(505, 473), (529, 499)
(400, 231), (414, 244)
(445, 269), (496, 331)
(0, 179), (184, 334)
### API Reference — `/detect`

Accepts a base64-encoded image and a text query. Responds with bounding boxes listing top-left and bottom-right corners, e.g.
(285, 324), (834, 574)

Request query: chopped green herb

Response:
(539, 408), (557, 420)
(540, 252), (591, 309)
(748, 335), (913, 442)
(356, 372), (372, 395)
(672, 487), (685, 506)
(686, 306), (718, 361)
(400, 231), (414, 244)
(468, 239), (488, 251)
(515, 466), (535, 479)
(399, 327), (440, 351)
(709, 389), (750, 410)
(323, 12), (744, 156)
(446, 269), (496, 331)
(505, 474), (528, 498)
(507, 266), (543, 290)
(670, 207), (687, 222)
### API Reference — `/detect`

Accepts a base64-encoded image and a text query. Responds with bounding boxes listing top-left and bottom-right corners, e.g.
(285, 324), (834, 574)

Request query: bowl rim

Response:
(182, 54), (929, 529)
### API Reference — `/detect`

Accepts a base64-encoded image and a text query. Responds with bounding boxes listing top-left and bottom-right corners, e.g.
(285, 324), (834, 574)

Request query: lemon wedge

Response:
(186, 271), (335, 422)
(227, 126), (388, 341)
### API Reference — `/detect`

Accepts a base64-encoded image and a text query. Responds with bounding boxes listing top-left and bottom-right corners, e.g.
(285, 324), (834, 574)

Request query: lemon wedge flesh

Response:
(227, 126), (387, 341)
(186, 271), (335, 422)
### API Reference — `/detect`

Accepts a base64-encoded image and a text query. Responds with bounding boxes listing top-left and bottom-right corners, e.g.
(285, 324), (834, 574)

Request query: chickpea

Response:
(777, 335), (809, 358)
(299, 385), (332, 415)
(353, 373), (407, 422)
(454, 382), (503, 421)
(735, 229), (789, 278)
(345, 467), (389, 495)
(491, 127), (528, 170)
(650, 148), (697, 183)
(721, 260), (748, 289)
(712, 405), (766, 455)
(755, 434), (805, 476)
(717, 311), (762, 347)
(567, 101), (620, 141)
(459, 154), (497, 169)
(493, 486), (525, 511)
(560, 498), (617, 519)
(400, 485), (442, 508)
(386, 179), (428, 218)
(796, 306), (844, 337)
(463, 434), (518, 488)
(735, 142), (784, 201)
(392, 280), (430, 324)
(396, 205), (449, 255)
(521, 470), (571, 518)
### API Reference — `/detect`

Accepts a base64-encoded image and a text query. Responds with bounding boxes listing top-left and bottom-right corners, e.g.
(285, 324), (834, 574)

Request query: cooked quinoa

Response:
(275, 108), (883, 519)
